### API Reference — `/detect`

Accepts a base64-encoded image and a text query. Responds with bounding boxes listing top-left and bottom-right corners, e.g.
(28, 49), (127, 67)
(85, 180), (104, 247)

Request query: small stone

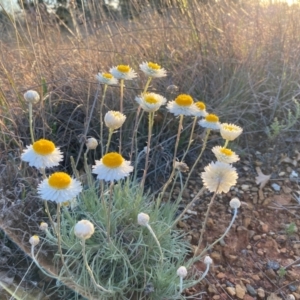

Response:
(226, 287), (236, 297)
(266, 260), (280, 270)
(260, 223), (269, 233)
(271, 183), (281, 191)
(235, 284), (246, 299)
(257, 287), (265, 299)
(265, 268), (277, 279)
(241, 184), (250, 191)
(289, 285), (298, 292)
(287, 294), (296, 300)
(216, 272), (226, 279)
(252, 274), (260, 281)
(212, 296), (220, 300)
(279, 172), (285, 176)
(253, 235), (261, 241)
(287, 270), (300, 281)
(276, 235), (287, 244)
(244, 296), (255, 300)
(257, 249), (264, 256)
(210, 252), (222, 263)
(267, 293), (282, 300)
(208, 284), (218, 294)
(246, 284), (257, 296)
(293, 293), (300, 300)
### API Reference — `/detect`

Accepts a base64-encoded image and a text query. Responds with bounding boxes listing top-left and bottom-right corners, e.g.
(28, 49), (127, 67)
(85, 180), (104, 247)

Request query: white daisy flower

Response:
(193, 101), (208, 117)
(166, 94), (198, 116)
(38, 172), (82, 203)
(74, 220), (95, 240)
(212, 146), (240, 164)
(96, 72), (118, 85)
(21, 139), (63, 169)
(86, 137), (98, 150)
(201, 161), (238, 194)
(220, 123), (243, 141)
(104, 111), (126, 130)
(139, 61), (167, 78)
(92, 152), (133, 182)
(135, 92), (167, 112)
(198, 114), (221, 130)
(109, 65), (137, 80)
(39, 222), (48, 231)
(24, 90), (40, 104)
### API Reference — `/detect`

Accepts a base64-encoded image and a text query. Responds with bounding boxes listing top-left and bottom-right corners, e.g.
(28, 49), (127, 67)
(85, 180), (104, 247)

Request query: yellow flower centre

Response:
(103, 73), (113, 79)
(33, 139), (55, 155)
(195, 101), (206, 110)
(145, 94), (158, 104)
(48, 172), (71, 189)
(102, 152), (124, 168)
(220, 148), (233, 156)
(175, 94), (193, 106)
(117, 65), (130, 73)
(224, 125), (236, 131)
(148, 62), (161, 70)
(205, 114), (219, 123)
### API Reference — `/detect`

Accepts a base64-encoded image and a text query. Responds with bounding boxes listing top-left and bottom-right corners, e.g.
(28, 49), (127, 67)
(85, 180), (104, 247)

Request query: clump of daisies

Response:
(19, 60), (244, 299)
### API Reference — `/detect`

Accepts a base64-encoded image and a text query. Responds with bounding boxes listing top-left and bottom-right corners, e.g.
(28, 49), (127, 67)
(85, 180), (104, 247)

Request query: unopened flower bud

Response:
(176, 266), (187, 278)
(29, 235), (40, 246)
(230, 197), (241, 209)
(104, 111), (126, 130)
(24, 90), (40, 104)
(175, 161), (189, 173)
(74, 220), (95, 240)
(204, 256), (213, 265)
(39, 222), (48, 231)
(137, 213), (150, 226)
(86, 137), (98, 150)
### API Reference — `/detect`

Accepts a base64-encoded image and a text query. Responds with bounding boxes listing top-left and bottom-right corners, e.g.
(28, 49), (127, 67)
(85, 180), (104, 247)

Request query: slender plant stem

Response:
(179, 277), (183, 293)
(99, 84), (108, 156)
(106, 182), (114, 242)
(159, 187), (205, 239)
(140, 111), (154, 190)
(75, 83), (101, 168)
(129, 76), (152, 161)
(199, 208), (238, 258)
(119, 79), (124, 153)
(143, 77), (152, 94)
(28, 103), (35, 143)
(146, 224), (163, 263)
(40, 168), (57, 236)
(224, 139), (229, 148)
(56, 203), (72, 277)
(181, 116), (197, 162)
(81, 240), (113, 293)
(170, 129), (211, 209)
(105, 128), (113, 154)
(156, 114), (184, 208)
(193, 191), (217, 257)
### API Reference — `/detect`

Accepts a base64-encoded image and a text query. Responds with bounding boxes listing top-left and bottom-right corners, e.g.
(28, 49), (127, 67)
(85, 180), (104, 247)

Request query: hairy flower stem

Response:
(106, 182), (114, 242)
(199, 207), (238, 258)
(181, 116), (197, 162)
(193, 191), (217, 257)
(76, 83), (101, 168)
(179, 277), (184, 293)
(175, 129), (211, 204)
(81, 240), (113, 293)
(99, 84), (108, 156)
(28, 103), (35, 143)
(56, 203), (72, 277)
(84, 150), (93, 187)
(129, 77), (152, 162)
(40, 168), (57, 236)
(224, 139), (229, 148)
(105, 128), (114, 154)
(146, 224), (164, 263)
(119, 79), (124, 153)
(156, 115), (184, 208)
(140, 112), (154, 191)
